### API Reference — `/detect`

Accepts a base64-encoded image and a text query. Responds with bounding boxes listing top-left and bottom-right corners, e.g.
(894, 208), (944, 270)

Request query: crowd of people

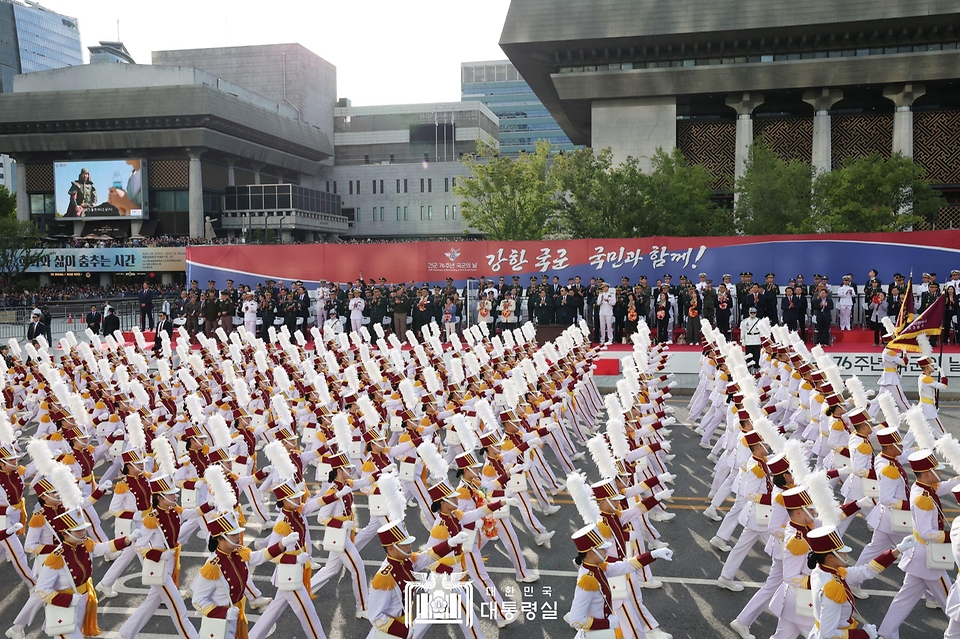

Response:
(44, 235), (484, 250)
(690, 315), (955, 639)
(0, 310), (686, 639)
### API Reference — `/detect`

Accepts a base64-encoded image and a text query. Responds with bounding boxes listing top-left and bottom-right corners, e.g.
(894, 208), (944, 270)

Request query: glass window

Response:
(403, 179), (408, 193)
(760, 54), (774, 62)
(326, 181), (330, 192)
(462, 66), (474, 83)
(428, 178), (432, 193)
(364, 155), (369, 164)
(397, 207), (401, 221)
(372, 180), (377, 194)
(349, 181), (353, 195)
(452, 205), (457, 219)
(421, 206), (425, 220)
(176, 191), (189, 211)
(445, 205), (450, 220)
(445, 177), (449, 192)
(428, 206), (432, 220)
(396, 179), (401, 193)
(380, 180), (384, 194)
(356, 180), (360, 194)
(452, 177), (456, 188)
(403, 206), (408, 221)
(380, 207), (384, 221)
(420, 179), (425, 193)
(373, 207), (377, 221)
(333, 181), (337, 194)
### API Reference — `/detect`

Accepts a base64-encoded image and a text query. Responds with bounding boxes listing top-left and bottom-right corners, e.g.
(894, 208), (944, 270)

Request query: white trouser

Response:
(736, 556), (782, 626)
(879, 571), (951, 639)
(839, 306), (852, 330)
(720, 528), (769, 580)
(600, 314), (614, 343)
(309, 539), (369, 614)
(248, 586), (326, 639)
(119, 576), (198, 639)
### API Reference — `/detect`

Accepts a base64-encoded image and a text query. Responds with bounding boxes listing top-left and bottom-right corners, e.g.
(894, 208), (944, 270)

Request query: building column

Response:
(188, 151), (204, 239)
(802, 88), (843, 174)
(15, 162), (28, 222)
(251, 162), (264, 185)
(725, 92), (765, 183)
(883, 83), (925, 157)
(227, 159), (236, 186)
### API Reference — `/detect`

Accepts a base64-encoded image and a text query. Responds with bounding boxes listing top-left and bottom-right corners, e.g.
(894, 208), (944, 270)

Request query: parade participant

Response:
(807, 525), (910, 639)
(878, 448), (960, 638)
(597, 284), (616, 345)
(33, 466), (138, 639)
(192, 465), (298, 639)
(117, 436), (197, 639)
(765, 486), (817, 639)
(242, 292), (258, 335)
(875, 320), (910, 412)
(856, 425), (912, 569)
(917, 334), (949, 437)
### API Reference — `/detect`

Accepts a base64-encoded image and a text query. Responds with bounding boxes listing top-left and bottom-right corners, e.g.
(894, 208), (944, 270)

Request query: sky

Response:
(36, 0), (513, 106)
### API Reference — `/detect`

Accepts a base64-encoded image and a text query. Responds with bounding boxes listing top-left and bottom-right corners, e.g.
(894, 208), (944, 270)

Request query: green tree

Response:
(734, 138), (814, 235)
(642, 148), (720, 236)
(810, 152), (943, 233)
(0, 185), (46, 293)
(454, 139), (558, 240)
(552, 148), (640, 238)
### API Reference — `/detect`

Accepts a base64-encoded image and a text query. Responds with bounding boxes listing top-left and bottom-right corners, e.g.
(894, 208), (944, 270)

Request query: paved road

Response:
(3, 403), (959, 638)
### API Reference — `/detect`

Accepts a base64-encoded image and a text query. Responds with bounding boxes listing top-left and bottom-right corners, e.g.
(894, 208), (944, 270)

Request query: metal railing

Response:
(0, 296), (180, 342)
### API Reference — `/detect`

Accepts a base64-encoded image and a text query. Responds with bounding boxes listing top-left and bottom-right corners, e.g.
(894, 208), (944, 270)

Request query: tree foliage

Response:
(734, 138), (815, 235)
(642, 148), (720, 236)
(454, 139), (557, 240)
(809, 152), (943, 233)
(0, 185), (46, 293)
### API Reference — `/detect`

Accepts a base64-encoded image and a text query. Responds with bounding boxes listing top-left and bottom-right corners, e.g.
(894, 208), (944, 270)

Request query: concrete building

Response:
(153, 44), (337, 154)
(0, 58), (341, 241)
(0, 0), (82, 189)
(328, 101), (498, 238)
(500, 0), (960, 220)
(461, 60), (576, 157)
(89, 41), (135, 65)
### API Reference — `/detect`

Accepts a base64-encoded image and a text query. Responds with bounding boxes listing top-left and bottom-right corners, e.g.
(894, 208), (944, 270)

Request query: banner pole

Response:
(936, 325), (945, 409)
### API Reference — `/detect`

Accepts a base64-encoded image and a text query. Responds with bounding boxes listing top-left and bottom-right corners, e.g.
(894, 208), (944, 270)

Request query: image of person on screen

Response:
(65, 168), (96, 217)
(107, 159), (142, 216)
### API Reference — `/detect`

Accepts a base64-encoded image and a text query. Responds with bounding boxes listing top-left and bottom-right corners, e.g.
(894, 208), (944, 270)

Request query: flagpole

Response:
(936, 324), (945, 409)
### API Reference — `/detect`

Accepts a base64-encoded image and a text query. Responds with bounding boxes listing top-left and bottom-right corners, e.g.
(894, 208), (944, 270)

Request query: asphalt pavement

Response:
(2, 402), (959, 638)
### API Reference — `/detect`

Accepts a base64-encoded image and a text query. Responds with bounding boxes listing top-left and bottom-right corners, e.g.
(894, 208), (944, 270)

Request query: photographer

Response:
(868, 290), (888, 346)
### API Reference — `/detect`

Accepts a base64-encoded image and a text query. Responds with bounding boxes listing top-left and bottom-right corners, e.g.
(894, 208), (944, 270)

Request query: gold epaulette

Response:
(273, 520), (292, 536)
(914, 494), (935, 511)
(881, 464), (902, 480)
(430, 524), (449, 540)
(371, 566), (396, 591)
(823, 578), (847, 603)
(44, 549), (65, 570)
(577, 573), (599, 592)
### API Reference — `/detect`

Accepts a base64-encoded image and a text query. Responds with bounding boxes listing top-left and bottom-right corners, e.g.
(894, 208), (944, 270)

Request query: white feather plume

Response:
(566, 471), (600, 526)
(616, 379), (634, 412)
(399, 379), (419, 412)
(125, 413), (146, 451)
(452, 415), (480, 451)
(344, 365), (361, 393)
(50, 464), (82, 511)
(424, 367), (443, 396)
(607, 418), (630, 459)
(264, 440), (297, 480)
(824, 364), (844, 395)
(917, 333), (933, 359)
(604, 393), (624, 418)
(935, 435), (960, 475)
(0, 412), (15, 447)
(588, 435), (618, 481)
(753, 417), (786, 453)
(805, 470), (843, 527)
(357, 396), (380, 430)
(878, 391), (902, 429)
(449, 357), (465, 386)
(844, 377), (869, 411)
(185, 393), (205, 424)
(204, 465), (237, 513)
(208, 414), (231, 451)
(378, 472), (406, 522)
(156, 359), (171, 383)
(906, 405), (936, 452)
(271, 394), (293, 426)
(177, 368), (199, 393)
(881, 316), (897, 337)
(783, 439), (811, 482)
(152, 436), (178, 477)
(475, 398), (498, 431)
(28, 439), (56, 477)
(7, 338), (20, 358)
(417, 441), (449, 483)
(332, 413), (353, 454)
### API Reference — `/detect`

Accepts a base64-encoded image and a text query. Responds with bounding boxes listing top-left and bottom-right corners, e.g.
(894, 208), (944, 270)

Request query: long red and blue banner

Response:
(187, 231), (960, 289)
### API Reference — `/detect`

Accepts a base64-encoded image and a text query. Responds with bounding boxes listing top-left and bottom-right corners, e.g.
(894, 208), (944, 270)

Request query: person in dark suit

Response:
(154, 311), (173, 355)
(556, 287), (575, 326)
(780, 286), (800, 331)
(532, 287), (553, 325)
(101, 306), (121, 337)
(138, 282), (155, 330)
(813, 289), (834, 346)
(742, 284), (764, 320)
(85, 305), (102, 335)
(26, 310), (45, 341)
(762, 273), (779, 321)
(201, 291), (219, 338)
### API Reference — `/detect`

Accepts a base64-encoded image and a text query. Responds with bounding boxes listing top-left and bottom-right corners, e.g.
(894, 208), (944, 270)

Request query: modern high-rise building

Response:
(89, 41), (134, 64)
(461, 59), (577, 157)
(0, 0), (82, 189)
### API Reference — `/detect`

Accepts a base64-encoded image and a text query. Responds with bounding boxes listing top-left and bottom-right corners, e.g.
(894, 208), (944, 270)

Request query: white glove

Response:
(657, 472), (676, 485)
(650, 548), (674, 561)
(654, 489), (674, 502)
(775, 400), (790, 411)
(226, 606), (240, 621)
(659, 428), (672, 437)
(856, 496), (875, 510)
(528, 437), (542, 447)
(5, 522), (22, 536)
(296, 553), (309, 565)
(449, 531), (469, 546)
(862, 623), (878, 639)
(895, 535), (918, 554)
(660, 441), (672, 453)
(281, 532), (300, 549)
(99, 480), (113, 492)
(127, 528), (143, 542)
(547, 423), (560, 432)
(260, 465), (275, 476)
(342, 521), (355, 530)
(335, 485), (352, 498)
(503, 498), (521, 508)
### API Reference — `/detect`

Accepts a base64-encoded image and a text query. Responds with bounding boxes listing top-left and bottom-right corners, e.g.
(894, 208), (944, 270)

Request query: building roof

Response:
(88, 41), (136, 64)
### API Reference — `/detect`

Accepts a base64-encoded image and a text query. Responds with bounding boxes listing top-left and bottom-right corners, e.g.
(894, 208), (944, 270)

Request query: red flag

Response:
(887, 294), (944, 352)
(894, 277), (914, 335)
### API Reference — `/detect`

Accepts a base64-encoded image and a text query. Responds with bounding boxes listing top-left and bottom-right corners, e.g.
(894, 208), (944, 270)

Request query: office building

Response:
(0, 0), (82, 189)
(89, 40), (134, 64)
(500, 0), (960, 224)
(461, 60), (576, 157)
(328, 101), (498, 238)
